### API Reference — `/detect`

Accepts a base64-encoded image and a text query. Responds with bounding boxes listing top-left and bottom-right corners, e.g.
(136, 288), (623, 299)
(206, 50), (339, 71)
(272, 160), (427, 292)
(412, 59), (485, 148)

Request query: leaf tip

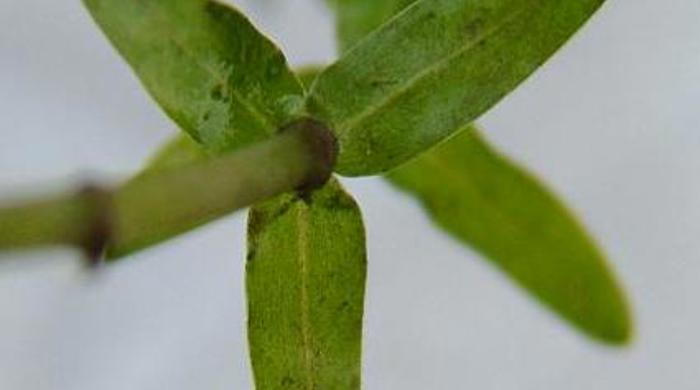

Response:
(599, 303), (635, 347)
(580, 287), (635, 347)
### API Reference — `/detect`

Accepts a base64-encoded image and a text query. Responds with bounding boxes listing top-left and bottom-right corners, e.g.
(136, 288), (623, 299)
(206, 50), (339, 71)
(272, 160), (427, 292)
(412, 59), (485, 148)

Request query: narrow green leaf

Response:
(387, 128), (631, 343)
(247, 179), (366, 389)
(83, 0), (304, 153)
(142, 133), (212, 174)
(325, 0), (631, 344)
(310, 0), (607, 176)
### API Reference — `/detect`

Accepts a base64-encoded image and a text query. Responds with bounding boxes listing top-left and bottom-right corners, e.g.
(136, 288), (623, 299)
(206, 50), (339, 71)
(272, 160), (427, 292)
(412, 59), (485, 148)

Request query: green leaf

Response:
(326, 0), (416, 52)
(246, 179), (366, 389)
(83, 0), (304, 153)
(296, 65), (326, 92)
(140, 62), (326, 174)
(387, 128), (631, 344)
(324, 0), (631, 343)
(139, 63), (330, 175)
(141, 133), (211, 174)
(310, 0), (607, 176)
(138, 64), (330, 174)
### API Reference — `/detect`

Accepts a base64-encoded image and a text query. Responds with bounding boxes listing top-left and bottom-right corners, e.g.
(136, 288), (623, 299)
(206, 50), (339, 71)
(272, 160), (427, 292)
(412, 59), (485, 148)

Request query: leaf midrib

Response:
(296, 203), (315, 390)
(146, 4), (277, 134)
(335, 4), (532, 133)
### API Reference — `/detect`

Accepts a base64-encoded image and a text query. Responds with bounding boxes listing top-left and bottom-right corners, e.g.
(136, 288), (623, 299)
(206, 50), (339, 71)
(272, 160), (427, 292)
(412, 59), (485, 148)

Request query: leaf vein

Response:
(336, 5), (531, 133)
(168, 36), (275, 133)
(296, 203), (315, 390)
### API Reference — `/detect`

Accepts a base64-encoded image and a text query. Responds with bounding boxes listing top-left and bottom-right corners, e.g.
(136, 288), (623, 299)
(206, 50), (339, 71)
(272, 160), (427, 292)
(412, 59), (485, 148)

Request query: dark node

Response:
(280, 117), (338, 195)
(78, 184), (114, 267)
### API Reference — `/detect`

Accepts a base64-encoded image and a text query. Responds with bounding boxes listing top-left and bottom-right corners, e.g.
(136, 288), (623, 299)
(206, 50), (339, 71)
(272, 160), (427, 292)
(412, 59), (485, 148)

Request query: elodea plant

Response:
(0, 0), (632, 388)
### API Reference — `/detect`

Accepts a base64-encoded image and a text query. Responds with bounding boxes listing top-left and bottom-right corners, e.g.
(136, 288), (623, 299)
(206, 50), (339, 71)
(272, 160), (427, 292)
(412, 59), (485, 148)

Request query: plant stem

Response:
(0, 188), (109, 257)
(0, 119), (336, 260)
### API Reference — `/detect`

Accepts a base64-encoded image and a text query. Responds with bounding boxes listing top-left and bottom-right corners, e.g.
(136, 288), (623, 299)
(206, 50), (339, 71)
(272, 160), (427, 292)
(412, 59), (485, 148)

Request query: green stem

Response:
(0, 119), (336, 260)
(0, 188), (108, 256)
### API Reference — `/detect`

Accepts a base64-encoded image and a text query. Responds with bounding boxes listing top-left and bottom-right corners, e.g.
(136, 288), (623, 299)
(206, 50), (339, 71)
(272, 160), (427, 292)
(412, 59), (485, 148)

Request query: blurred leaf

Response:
(247, 179), (366, 389)
(141, 134), (211, 174)
(83, 0), (304, 153)
(309, 0), (607, 176)
(387, 128), (631, 343)
(326, 0), (416, 52)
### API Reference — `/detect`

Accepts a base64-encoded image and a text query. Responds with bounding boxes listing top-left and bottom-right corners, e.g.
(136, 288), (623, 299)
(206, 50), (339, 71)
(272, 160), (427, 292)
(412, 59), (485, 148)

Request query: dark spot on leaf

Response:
(210, 84), (224, 100)
(268, 199), (295, 221)
(267, 64), (281, 78)
(298, 191), (314, 205)
(370, 78), (396, 89)
(247, 210), (263, 233)
(280, 376), (295, 386)
(323, 191), (356, 211)
(464, 17), (485, 38)
(246, 248), (257, 262)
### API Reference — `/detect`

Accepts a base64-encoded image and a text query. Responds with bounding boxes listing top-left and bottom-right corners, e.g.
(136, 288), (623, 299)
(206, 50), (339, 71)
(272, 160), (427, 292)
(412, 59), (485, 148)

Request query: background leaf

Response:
(247, 179), (366, 389)
(309, 0), (607, 176)
(141, 133), (211, 174)
(388, 129), (631, 343)
(83, 0), (304, 153)
(326, 0), (416, 53)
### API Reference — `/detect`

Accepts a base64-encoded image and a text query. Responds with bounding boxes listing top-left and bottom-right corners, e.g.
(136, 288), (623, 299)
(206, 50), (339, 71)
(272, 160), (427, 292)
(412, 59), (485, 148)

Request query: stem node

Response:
(282, 118), (337, 194)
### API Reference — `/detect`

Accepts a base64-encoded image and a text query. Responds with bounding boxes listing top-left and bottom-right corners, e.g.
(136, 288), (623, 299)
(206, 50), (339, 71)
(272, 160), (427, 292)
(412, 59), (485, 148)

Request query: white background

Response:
(1, 0), (699, 388)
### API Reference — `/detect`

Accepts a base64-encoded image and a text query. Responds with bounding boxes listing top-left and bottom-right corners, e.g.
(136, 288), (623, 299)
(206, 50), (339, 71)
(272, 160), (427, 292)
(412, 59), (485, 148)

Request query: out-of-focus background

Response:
(1, 0), (699, 388)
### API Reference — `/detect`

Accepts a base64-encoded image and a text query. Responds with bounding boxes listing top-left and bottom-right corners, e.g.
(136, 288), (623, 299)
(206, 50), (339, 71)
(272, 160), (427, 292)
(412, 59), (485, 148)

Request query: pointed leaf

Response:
(387, 128), (631, 343)
(247, 179), (366, 389)
(325, 0), (631, 344)
(309, 0), (607, 176)
(83, 0), (304, 152)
